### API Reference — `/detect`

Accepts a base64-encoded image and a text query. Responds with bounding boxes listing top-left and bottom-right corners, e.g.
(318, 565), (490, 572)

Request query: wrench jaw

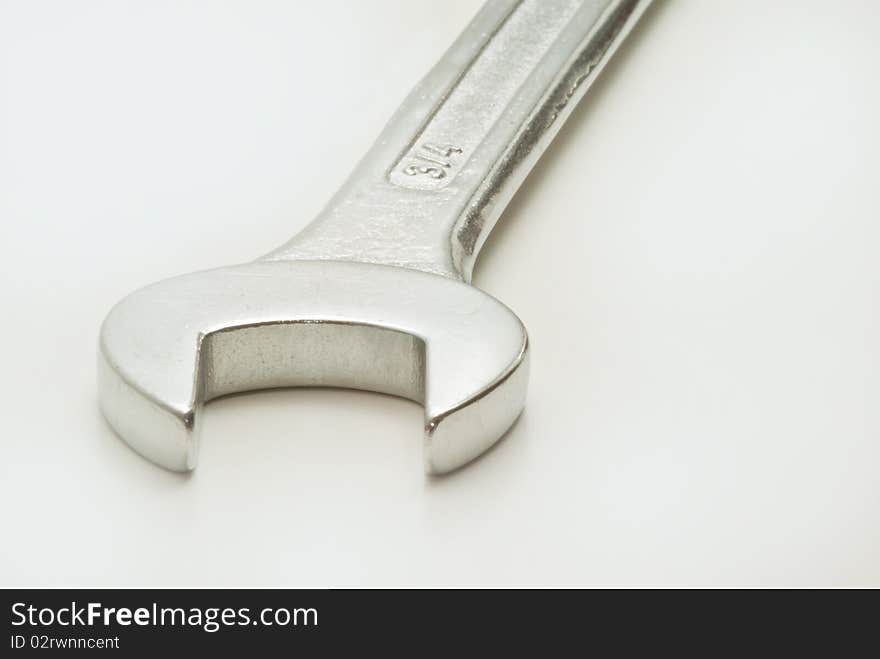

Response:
(98, 346), (201, 471)
(98, 260), (528, 474)
(424, 343), (529, 474)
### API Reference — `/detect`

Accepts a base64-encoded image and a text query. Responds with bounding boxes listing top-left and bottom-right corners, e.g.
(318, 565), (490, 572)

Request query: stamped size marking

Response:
(388, 0), (581, 191)
(401, 143), (463, 180)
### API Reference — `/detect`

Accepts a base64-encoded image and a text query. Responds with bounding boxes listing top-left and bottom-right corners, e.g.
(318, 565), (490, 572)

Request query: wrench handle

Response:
(264, 0), (651, 281)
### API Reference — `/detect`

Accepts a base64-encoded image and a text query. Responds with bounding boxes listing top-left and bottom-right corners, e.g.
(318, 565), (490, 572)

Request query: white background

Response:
(2, 0), (878, 586)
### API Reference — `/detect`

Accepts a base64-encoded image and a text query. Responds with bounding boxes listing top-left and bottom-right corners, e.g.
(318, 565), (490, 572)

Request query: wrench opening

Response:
(201, 321), (426, 403)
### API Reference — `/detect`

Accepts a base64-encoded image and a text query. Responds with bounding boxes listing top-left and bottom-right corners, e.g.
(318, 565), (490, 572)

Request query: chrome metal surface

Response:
(99, 0), (651, 473)
(266, 0), (650, 282)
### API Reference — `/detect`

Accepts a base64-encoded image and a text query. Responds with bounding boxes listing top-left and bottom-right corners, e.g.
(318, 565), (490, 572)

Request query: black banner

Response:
(1, 588), (874, 652)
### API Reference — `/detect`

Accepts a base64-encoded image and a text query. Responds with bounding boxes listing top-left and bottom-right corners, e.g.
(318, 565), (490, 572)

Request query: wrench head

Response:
(99, 260), (528, 474)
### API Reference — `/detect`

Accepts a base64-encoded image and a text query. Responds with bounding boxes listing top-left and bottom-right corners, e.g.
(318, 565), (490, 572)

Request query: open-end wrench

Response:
(99, 0), (651, 473)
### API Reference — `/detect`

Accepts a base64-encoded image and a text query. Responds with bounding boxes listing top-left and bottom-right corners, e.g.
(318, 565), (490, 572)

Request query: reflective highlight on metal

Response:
(98, 0), (651, 473)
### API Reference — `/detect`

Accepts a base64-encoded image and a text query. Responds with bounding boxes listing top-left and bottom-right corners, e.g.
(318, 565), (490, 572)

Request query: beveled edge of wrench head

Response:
(98, 260), (528, 474)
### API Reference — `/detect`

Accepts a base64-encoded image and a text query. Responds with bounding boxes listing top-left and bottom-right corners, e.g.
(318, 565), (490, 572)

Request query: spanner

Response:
(99, 0), (651, 473)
